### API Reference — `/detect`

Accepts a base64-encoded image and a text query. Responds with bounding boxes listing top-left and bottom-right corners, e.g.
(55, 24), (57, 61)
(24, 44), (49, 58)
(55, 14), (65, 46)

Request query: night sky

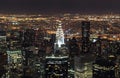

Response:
(0, 0), (120, 14)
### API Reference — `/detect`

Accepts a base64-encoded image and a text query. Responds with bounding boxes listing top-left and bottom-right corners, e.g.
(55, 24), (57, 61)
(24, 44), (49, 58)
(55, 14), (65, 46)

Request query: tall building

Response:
(81, 21), (90, 53)
(51, 34), (56, 46)
(45, 21), (72, 78)
(55, 22), (65, 48)
(0, 52), (7, 77)
(7, 30), (22, 50)
(23, 29), (35, 47)
(69, 37), (79, 56)
(0, 36), (6, 53)
(0, 31), (6, 53)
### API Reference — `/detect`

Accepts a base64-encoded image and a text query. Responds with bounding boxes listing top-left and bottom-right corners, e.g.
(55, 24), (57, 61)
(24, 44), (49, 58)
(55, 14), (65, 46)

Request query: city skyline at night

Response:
(0, 0), (120, 78)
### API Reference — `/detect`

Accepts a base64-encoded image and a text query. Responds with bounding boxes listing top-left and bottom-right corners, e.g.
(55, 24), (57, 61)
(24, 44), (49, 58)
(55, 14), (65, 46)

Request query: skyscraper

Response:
(81, 21), (90, 53)
(55, 21), (65, 48)
(45, 21), (69, 78)
(23, 29), (35, 47)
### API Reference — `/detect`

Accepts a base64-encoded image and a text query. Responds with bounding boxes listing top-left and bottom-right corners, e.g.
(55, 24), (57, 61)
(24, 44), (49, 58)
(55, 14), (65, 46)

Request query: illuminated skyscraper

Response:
(55, 21), (65, 48)
(45, 21), (73, 78)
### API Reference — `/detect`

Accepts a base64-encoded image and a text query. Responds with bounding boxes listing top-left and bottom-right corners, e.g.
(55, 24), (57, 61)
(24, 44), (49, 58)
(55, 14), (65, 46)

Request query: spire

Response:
(55, 20), (65, 48)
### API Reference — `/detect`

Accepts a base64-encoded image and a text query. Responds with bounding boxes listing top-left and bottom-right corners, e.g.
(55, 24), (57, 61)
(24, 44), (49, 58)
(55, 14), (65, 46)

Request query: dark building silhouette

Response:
(23, 29), (35, 47)
(93, 56), (117, 78)
(0, 53), (7, 77)
(0, 31), (6, 36)
(51, 34), (56, 44)
(81, 21), (90, 53)
(69, 37), (79, 56)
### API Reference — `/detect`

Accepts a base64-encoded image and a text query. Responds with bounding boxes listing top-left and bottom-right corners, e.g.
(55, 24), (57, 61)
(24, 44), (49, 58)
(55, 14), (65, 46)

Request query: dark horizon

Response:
(0, 0), (120, 14)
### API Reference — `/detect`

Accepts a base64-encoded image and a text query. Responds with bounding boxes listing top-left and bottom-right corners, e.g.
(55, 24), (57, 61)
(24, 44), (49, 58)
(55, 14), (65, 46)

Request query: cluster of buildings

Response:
(0, 14), (120, 78)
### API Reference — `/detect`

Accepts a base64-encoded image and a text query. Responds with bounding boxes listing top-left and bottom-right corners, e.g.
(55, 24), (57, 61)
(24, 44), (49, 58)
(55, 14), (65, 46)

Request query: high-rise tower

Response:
(45, 21), (74, 78)
(55, 21), (65, 48)
(81, 21), (90, 53)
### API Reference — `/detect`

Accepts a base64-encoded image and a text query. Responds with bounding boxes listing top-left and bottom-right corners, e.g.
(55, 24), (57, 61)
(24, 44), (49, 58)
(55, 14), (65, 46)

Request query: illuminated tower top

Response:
(55, 21), (65, 48)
